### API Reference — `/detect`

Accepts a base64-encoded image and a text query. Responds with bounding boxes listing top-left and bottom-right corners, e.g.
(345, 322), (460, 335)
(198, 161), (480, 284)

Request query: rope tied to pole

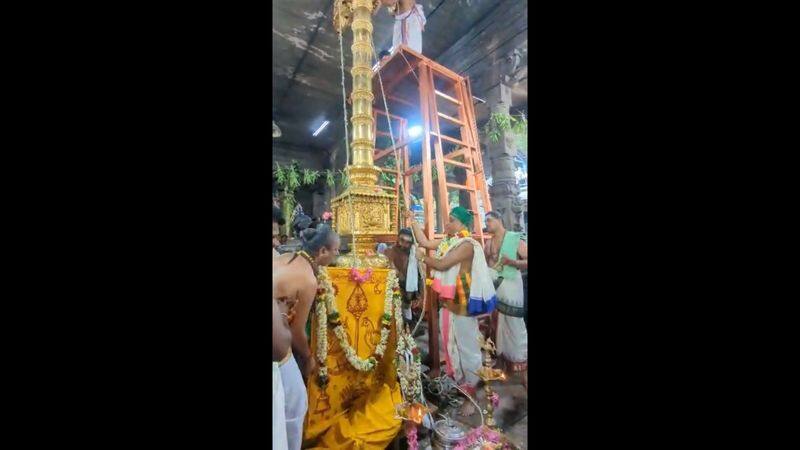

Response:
(338, 30), (358, 265)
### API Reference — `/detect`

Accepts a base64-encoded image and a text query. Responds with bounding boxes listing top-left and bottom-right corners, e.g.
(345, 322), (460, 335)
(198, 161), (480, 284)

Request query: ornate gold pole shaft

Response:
(331, 0), (396, 268)
(348, 0), (379, 185)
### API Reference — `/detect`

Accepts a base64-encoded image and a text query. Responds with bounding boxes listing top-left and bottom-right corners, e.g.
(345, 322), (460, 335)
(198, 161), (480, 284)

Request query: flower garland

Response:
(393, 266), (426, 450)
(314, 267), (398, 382)
(349, 267), (373, 283)
(313, 266), (427, 448)
(406, 422), (418, 450)
(435, 229), (471, 258)
(314, 273), (331, 388)
(453, 426), (508, 450)
(394, 279), (424, 401)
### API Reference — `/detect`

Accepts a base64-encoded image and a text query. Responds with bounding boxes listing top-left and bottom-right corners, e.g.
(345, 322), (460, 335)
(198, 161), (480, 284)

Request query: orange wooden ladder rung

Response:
(434, 90), (461, 105)
(442, 158), (471, 169)
(445, 182), (476, 191)
(437, 111), (465, 126)
(430, 131), (470, 147)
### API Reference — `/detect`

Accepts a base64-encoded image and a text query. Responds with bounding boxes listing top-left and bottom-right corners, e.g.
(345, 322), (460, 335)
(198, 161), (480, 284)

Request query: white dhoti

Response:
(273, 362), (288, 450)
(494, 270), (528, 363)
(393, 4), (426, 54)
(279, 353), (307, 450)
(440, 308), (482, 387)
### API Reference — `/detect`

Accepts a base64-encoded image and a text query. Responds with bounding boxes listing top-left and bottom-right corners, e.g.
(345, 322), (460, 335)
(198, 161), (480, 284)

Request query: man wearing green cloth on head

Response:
(405, 206), (497, 417)
(484, 211), (528, 389)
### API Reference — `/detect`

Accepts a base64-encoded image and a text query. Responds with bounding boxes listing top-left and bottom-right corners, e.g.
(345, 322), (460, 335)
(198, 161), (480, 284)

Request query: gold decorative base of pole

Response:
(331, 185), (396, 269)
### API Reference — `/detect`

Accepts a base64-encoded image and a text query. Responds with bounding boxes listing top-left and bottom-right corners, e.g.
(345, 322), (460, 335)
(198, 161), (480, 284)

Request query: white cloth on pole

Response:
(405, 243), (419, 293)
(279, 354), (307, 450)
(273, 362), (288, 450)
(393, 4), (426, 54)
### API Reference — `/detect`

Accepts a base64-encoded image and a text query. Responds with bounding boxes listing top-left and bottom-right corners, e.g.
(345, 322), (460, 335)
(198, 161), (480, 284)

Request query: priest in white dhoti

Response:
(484, 211), (528, 386)
(274, 217), (342, 450)
(273, 298), (293, 449)
(380, 0), (426, 54)
(408, 206), (497, 416)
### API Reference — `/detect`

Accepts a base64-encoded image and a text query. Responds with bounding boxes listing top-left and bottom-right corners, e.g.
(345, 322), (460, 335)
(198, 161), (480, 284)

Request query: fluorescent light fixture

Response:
(312, 120), (330, 137)
(408, 125), (422, 137)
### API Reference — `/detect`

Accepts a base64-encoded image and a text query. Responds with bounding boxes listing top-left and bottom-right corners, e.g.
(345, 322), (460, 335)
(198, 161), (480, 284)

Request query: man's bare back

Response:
(273, 252), (318, 379)
(273, 253), (316, 306)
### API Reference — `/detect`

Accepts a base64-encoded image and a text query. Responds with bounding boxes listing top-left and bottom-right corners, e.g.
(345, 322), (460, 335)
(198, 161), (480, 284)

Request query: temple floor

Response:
(411, 321), (529, 450)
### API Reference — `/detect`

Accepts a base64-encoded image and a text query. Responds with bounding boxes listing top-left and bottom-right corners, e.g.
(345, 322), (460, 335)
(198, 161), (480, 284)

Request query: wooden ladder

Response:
(370, 46), (495, 378)
(419, 62), (493, 245)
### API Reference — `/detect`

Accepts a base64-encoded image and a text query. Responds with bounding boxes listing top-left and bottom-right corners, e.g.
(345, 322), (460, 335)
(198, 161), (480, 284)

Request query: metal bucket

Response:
(431, 419), (466, 450)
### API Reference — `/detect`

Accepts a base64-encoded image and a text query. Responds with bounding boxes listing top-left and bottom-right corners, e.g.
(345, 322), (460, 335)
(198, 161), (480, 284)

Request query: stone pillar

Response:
(312, 191), (327, 218)
(320, 146), (338, 213)
(485, 83), (521, 230)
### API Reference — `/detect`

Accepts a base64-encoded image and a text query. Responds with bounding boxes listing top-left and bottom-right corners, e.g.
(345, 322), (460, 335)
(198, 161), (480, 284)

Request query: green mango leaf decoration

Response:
(302, 168), (320, 185)
(325, 169), (336, 188)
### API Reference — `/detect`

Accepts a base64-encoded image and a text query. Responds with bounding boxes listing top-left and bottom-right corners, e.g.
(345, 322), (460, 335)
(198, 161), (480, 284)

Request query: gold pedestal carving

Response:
(331, 181), (396, 268)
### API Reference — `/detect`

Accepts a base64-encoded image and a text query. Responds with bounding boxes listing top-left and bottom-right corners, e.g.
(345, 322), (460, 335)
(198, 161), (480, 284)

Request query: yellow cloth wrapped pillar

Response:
(303, 267), (403, 449)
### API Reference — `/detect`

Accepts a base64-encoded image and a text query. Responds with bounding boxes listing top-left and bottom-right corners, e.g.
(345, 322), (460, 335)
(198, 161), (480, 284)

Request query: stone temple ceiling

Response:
(272, 0), (527, 156)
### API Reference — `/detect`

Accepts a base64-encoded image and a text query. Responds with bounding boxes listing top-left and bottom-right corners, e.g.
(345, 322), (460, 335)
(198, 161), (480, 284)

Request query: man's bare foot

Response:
(458, 400), (477, 417)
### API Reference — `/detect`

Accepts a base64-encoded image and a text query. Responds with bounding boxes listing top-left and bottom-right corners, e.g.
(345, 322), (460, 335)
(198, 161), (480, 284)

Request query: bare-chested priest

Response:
(383, 228), (422, 329)
(273, 215), (340, 450)
(406, 206), (496, 416)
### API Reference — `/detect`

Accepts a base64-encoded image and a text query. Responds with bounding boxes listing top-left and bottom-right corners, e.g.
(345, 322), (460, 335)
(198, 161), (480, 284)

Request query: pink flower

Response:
(490, 392), (500, 409)
(485, 429), (500, 441)
(322, 211), (333, 220)
(406, 423), (419, 450)
(349, 267), (373, 283)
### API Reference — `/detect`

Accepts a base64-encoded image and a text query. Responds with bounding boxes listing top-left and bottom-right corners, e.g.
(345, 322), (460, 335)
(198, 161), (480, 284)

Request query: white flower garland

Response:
(314, 268), (397, 383)
(313, 267), (424, 404)
(435, 230), (471, 258)
(315, 273), (330, 387)
(394, 279), (424, 402)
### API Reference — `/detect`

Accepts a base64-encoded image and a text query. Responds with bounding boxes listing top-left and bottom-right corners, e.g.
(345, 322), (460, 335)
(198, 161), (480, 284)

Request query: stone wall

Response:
(435, 0), (528, 105)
